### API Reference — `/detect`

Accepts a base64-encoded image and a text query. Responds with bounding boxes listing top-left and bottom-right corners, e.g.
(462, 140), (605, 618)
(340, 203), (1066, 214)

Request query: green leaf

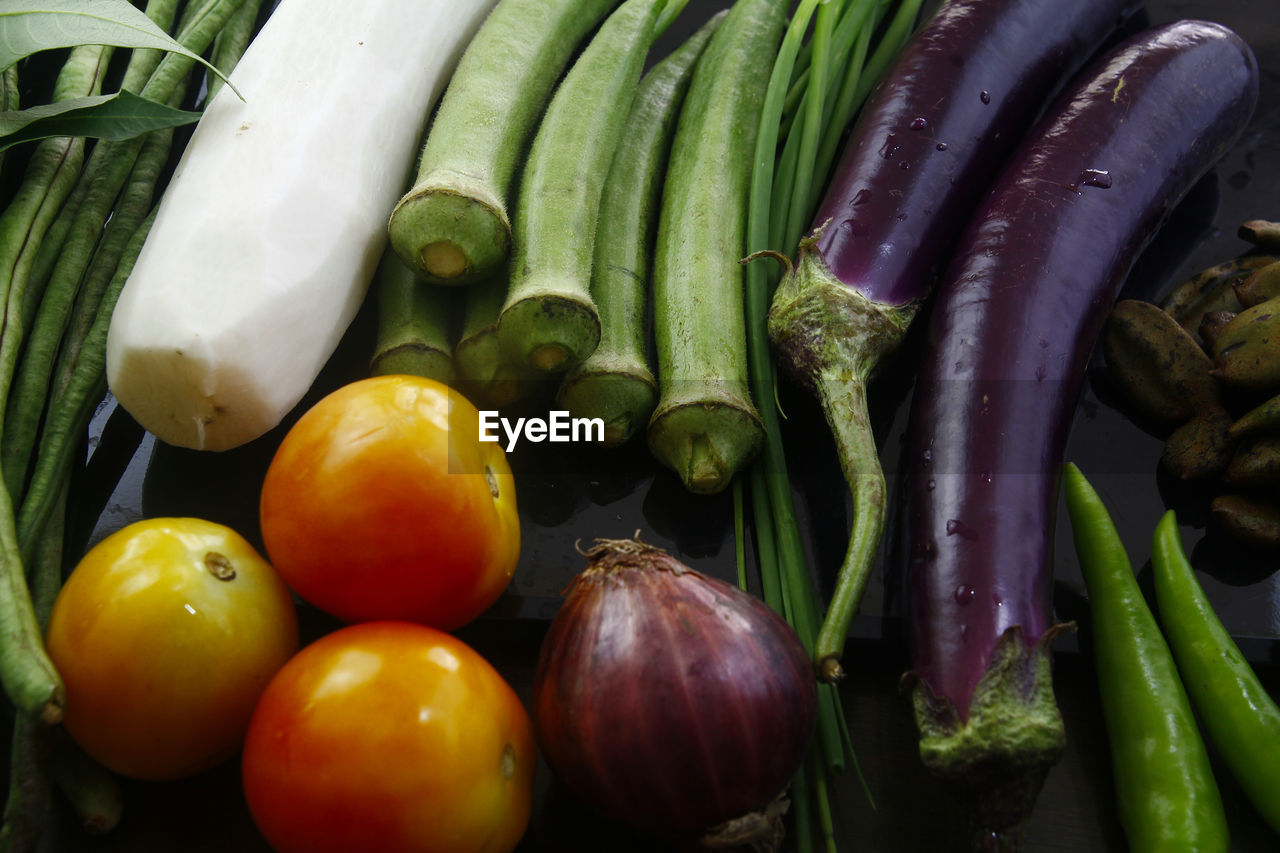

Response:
(0, 0), (232, 91)
(0, 89), (200, 151)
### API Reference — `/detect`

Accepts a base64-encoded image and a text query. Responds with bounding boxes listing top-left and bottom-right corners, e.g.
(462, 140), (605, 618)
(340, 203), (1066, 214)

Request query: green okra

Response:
(387, 0), (621, 285)
(647, 0), (787, 494)
(454, 276), (539, 409)
(369, 251), (454, 383)
(497, 0), (673, 374)
(556, 12), (721, 446)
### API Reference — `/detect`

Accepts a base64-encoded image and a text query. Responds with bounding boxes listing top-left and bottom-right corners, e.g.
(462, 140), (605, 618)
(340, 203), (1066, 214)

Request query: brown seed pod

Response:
(1198, 310), (1238, 355)
(1104, 299), (1219, 424)
(1161, 407), (1235, 480)
(1239, 220), (1280, 252)
(1211, 493), (1280, 550)
(1224, 433), (1280, 486)
(1229, 390), (1280, 440)
(1234, 259), (1280, 308)
(1161, 255), (1272, 340)
(1212, 294), (1280, 392)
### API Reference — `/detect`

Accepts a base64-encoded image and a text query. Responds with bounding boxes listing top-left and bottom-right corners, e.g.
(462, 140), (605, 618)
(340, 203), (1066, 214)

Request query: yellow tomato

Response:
(45, 517), (299, 781)
(241, 621), (536, 853)
(259, 374), (520, 630)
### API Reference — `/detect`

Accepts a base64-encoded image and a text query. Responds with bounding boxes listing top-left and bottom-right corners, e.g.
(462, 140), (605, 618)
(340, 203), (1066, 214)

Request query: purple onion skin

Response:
(767, 0), (1134, 682)
(532, 540), (817, 841)
(903, 19), (1258, 845)
(811, 0), (1137, 309)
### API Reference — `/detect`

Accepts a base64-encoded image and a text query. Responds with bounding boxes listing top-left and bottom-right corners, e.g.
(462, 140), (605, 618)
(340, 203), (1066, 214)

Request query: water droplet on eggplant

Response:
(879, 133), (900, 159)
(1078, 168), (1112, 189)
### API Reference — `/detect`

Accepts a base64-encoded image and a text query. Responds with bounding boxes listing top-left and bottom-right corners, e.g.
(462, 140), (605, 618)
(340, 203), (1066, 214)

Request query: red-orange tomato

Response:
(241, 621), (536, 853)
(259, 375), (520, 629)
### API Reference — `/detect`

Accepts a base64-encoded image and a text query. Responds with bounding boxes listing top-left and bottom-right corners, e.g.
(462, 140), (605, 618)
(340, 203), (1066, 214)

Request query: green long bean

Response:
(19, 206), (157, 564)
(20, 0), (182, 331)
(5, 84), (182, 503)
(4, 0), (245, 442)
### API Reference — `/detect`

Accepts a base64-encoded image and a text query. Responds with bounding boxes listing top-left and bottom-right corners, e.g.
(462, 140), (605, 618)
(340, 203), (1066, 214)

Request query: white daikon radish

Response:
(106, 0), (496, 451)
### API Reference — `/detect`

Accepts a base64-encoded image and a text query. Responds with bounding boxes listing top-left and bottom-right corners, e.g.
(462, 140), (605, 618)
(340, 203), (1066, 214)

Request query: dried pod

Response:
(1161, 407), (1235, 480)
(1225, 433), (1280, 486)
(1198, 310), (1237, 355)
(1211, 494), (1280, 550)
(1239, 220), (1280, 252)
(1234, 259), (1280, 307)
(1229, 390), (1280, 440)
(1103, 299), (1219, 424)
(1161, 255), (1271, 332)
(1212, 294), (1280, 392)
(532, 537), (817, 842)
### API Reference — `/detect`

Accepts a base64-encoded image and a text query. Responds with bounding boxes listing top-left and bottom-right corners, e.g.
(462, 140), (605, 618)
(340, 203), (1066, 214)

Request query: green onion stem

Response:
(733, 478), (748, 591)
(742, 1), (925, 834)
(653, 0), (692, 38)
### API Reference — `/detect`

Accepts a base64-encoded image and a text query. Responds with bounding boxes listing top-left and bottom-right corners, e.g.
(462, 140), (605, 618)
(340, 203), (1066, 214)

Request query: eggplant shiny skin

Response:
(810, 0), (1137, 308)
(904, 19), (1259, 719)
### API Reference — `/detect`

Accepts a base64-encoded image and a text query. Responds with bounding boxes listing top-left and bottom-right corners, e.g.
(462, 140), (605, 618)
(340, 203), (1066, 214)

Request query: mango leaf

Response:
(0, 0), (235, 94)
(0, 89), (201, 152)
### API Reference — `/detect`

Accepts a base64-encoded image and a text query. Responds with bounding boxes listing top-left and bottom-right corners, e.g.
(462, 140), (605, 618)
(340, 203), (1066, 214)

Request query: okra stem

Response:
(388, 0), (621, 285)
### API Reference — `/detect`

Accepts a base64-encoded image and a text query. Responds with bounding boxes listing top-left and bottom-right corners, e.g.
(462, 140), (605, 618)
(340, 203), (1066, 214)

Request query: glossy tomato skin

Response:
(259, 375), (520, 630)
(241, 621), (535, 853)
(45, 517), (299, 781)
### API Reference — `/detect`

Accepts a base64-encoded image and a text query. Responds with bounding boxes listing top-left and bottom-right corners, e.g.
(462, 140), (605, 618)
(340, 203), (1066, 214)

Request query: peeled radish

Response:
(106, 0), (496, 451)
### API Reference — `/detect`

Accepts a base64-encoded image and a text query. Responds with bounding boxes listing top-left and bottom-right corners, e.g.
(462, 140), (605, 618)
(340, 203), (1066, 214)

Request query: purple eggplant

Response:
(767, 0), (1135, 681)
(902, 19), (1257, 846)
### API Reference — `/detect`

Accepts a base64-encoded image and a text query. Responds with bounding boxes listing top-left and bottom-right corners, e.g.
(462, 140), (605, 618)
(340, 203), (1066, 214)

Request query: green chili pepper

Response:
(1062, 463), (1228, 853)
(1151, 509), (1280, 837)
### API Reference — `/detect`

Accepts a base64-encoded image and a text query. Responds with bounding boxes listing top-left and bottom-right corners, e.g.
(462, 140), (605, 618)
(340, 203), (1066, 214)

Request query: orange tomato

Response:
(45, 517), (299, 781)
(241, 621), (536, 853)
(258, 375), (519, 630)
